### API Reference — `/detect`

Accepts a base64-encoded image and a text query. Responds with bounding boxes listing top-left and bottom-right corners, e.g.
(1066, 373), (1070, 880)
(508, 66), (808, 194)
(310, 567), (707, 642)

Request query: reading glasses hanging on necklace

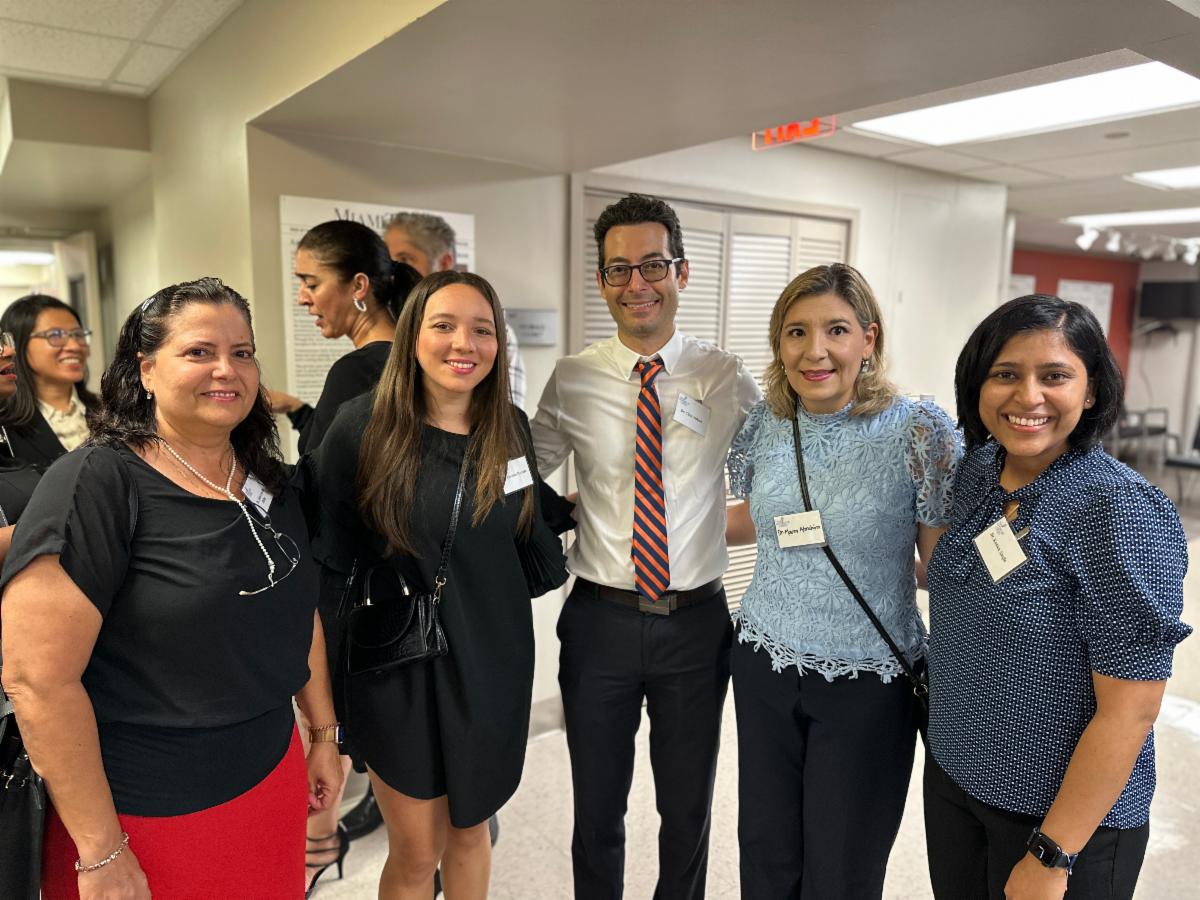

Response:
(158, 440), (299, 596)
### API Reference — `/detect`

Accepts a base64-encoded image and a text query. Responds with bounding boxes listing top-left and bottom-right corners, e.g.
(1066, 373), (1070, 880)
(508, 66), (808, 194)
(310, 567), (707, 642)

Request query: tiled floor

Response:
(320, 487), (1200, 899)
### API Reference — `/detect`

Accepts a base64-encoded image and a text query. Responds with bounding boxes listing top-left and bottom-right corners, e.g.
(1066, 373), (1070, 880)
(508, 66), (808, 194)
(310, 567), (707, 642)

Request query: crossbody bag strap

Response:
(431, 451), (471, 604)
(790, 416), (926, 697)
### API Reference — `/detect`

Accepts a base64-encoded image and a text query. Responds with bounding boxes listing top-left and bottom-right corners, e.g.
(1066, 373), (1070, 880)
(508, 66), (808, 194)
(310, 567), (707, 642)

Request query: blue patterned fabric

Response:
(727, 395), (961, 681)
(927, 442), (1192, 828)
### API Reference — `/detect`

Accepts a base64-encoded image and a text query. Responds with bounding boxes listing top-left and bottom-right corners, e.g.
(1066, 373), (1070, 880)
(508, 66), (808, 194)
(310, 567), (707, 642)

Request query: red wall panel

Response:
(1011, 248), (1137, 375)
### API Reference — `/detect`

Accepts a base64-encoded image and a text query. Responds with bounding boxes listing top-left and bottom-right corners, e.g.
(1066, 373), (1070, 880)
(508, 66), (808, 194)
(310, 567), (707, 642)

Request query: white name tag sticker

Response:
(504, 456), (534, 495)
(774, 510), (827, 548)
(973, 517), (1028, 583)
(242, 473), (274, 516)
(673, 392), (710, 436)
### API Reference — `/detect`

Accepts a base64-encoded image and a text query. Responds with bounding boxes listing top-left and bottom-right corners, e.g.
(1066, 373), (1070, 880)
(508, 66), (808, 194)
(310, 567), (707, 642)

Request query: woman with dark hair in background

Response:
(0, 278), (342, 900)
(269, 219), (421, 453)
(0, 294), (99, 469)
(0, 327), (40, 566)
(925, 294), (1192, 900)
(309, 269), (560, 900)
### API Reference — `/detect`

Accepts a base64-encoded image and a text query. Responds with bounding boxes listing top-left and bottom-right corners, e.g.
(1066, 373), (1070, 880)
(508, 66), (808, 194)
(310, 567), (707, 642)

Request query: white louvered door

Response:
(577, 191), (849, 608)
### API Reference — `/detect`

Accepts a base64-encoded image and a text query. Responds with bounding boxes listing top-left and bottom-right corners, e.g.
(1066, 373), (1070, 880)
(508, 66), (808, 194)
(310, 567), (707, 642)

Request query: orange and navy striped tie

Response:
(632, 356), (670, 602)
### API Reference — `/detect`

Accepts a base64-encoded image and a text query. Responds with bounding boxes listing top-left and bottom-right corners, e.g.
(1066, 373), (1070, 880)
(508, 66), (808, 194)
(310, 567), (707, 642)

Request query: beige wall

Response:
(147, 0), (443, 293)
(106, 178), (158, 312)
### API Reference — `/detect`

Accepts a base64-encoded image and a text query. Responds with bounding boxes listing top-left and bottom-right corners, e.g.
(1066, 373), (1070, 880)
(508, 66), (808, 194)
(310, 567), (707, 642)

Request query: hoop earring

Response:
(353, 297), (367, 313)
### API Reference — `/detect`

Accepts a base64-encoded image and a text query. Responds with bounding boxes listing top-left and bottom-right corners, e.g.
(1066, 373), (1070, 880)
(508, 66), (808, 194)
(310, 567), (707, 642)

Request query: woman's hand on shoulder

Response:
(77, 846), (151, 900)
(305, 741), (345, 812)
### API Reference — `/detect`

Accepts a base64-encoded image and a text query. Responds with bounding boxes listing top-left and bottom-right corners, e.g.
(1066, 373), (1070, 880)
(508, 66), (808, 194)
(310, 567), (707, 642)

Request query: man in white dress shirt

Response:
(532, 194), (761, 899)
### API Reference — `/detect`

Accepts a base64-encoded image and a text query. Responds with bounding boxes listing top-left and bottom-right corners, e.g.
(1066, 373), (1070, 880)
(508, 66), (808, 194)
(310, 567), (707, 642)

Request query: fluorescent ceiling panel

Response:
(0, 250), (54, 267)
(1066, 207), (1200, 227)
(852, 62), (1200, 146)
(1129, 165), (1200, 190)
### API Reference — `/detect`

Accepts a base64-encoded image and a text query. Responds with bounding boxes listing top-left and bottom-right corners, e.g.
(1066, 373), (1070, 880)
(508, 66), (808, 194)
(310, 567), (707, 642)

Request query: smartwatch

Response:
(1025, 828), (1078, 875)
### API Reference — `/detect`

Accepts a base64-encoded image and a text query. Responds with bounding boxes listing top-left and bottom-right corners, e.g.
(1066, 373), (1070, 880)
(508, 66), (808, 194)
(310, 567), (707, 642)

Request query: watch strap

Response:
(1025, 828), (1078, 874)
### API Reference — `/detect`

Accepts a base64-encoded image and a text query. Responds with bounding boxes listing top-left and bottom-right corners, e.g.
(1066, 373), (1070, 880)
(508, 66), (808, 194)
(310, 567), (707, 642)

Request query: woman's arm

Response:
(1, 555), (149, 898)
(293, 611), (344, 812)
(0, 523), (14, 567)
(1003, 673), (1165, 900)
(915, 524), (946, 590)
(726, 501), (756, 546)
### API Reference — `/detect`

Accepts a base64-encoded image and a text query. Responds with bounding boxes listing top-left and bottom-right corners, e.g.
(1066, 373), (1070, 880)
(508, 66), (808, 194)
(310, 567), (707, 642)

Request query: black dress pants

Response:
(923, 753), (1149, 900)
(557, 583), (732, 900)
(731, 636), (918, 900)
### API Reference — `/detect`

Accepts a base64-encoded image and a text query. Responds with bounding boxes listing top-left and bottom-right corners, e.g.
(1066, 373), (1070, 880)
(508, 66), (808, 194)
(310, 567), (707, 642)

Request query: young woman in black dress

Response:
(311, 270), (559, 899)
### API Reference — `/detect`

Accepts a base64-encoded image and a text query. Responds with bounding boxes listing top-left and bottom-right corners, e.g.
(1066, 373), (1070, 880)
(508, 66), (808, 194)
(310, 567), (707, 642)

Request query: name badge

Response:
(672, 393), (710, 436)
(504, 456), (534, 495)
(774, 510), (827, 548)
(973, 517), (1028, 583)
(242, 473), (274, 516)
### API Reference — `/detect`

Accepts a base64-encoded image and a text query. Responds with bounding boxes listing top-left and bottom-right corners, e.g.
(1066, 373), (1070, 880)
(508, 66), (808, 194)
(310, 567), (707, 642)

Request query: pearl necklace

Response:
(158, 440), (277, 590)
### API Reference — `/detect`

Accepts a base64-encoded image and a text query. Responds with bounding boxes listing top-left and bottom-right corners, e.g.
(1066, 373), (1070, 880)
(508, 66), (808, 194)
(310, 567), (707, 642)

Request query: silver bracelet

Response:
(75, 832), (130, 872)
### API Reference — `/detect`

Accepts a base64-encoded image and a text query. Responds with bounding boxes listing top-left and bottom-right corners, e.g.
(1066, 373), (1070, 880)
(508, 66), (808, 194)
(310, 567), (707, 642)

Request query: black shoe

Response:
(305, 823), (350, 898)
(340, 786), (383, 841)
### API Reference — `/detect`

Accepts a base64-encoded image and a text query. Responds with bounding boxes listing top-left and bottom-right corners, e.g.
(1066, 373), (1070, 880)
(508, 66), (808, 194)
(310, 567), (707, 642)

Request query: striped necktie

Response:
(632, 356), (670, 602)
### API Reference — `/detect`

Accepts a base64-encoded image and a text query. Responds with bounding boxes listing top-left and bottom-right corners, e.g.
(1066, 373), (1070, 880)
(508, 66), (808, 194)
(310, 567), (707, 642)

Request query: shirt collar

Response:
(612, 329), (684, 381)
(981, 440), (1090, 501)
(38, 388), (83, 419)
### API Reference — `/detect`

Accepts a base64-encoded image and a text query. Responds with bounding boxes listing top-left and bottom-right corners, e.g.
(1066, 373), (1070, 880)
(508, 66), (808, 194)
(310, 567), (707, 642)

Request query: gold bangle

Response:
(308, 723), (341, 743)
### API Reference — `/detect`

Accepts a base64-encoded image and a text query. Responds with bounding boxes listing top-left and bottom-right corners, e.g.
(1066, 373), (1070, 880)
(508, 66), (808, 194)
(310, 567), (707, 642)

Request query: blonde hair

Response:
(764, 263), (896, 419)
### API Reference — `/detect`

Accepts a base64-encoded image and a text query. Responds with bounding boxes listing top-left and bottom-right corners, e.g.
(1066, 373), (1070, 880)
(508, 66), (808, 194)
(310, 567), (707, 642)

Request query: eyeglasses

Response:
(239, 518), (301, 597)
(0, 332), (14, 352)
(30, 328), (92, 348)
(599, 258), (684, 287)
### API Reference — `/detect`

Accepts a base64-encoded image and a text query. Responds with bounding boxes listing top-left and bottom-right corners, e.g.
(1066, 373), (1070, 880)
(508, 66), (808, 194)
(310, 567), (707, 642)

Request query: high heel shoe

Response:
(305, 823), (350, 898)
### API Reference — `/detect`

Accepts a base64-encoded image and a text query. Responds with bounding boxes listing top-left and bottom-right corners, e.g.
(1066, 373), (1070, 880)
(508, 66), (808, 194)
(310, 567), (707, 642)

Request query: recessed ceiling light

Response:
(0, 250), (55, 267)
(852, 62), (1200, 146)
(1067, 207), (1200, 228)
(1129, 165), (1200, 190)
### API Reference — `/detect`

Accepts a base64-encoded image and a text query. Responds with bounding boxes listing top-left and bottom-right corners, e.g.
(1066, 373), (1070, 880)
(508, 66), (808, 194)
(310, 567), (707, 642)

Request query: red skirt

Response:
(42, 728), (307, 900)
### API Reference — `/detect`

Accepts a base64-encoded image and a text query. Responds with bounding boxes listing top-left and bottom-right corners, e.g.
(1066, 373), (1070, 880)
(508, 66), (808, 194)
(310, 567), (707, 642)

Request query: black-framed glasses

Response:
(599, 257), (684, 287)
(30, 328), (91, 348)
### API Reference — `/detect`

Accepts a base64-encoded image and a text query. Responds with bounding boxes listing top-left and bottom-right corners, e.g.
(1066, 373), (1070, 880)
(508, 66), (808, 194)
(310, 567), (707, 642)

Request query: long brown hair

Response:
(357, 270), (533, 555)
(765, 263), (896, 419)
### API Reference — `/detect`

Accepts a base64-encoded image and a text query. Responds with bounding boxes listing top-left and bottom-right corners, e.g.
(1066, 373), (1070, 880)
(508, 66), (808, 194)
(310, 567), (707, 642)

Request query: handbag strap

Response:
(431, 451), (471, 603)
(790, 415), (927, 697)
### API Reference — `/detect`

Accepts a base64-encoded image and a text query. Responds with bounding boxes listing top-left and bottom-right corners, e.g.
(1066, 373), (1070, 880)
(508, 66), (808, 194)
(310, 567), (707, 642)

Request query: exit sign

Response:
(752, 115), (837, 151)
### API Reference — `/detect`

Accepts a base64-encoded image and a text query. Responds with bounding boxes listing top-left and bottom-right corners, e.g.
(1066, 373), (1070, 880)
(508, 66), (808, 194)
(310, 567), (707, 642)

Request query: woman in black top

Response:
(0, 278), (342, 900)
(0, 328), (41, 565)
(0, 294), (100, 469)
(310, 270), (563, 899)
(269, 219), (421, 453)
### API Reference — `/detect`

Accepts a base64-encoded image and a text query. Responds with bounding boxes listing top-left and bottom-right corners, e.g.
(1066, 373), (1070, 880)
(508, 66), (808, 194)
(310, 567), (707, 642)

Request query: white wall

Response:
(596, 137), (1009, 410)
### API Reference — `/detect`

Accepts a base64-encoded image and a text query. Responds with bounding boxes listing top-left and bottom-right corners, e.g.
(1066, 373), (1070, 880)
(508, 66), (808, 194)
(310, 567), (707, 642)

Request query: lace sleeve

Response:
(727, 401), (767, 500)
(907, 401), (963, 526)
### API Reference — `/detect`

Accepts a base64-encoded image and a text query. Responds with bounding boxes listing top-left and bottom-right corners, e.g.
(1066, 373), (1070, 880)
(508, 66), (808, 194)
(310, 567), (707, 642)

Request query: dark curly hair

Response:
(0, 294), (100, 427)
(593, 193), (686, 270)
(955, 294), (1123, 452)
(88, 277), (287, 491)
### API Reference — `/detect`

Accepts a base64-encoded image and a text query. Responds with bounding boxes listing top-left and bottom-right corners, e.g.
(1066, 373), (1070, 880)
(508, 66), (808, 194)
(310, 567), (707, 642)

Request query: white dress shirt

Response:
(532, 330), (761, 591)
(38, 388), (89, 452)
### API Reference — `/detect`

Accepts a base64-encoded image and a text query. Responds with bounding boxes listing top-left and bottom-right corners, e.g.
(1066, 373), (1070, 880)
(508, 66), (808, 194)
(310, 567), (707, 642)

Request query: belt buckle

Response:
(638, 593), (674, 615)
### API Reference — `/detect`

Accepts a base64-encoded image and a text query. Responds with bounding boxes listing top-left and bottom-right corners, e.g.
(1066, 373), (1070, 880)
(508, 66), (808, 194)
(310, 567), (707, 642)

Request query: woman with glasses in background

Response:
(1, 278), (342, 900)
(0, 294), (99, 469)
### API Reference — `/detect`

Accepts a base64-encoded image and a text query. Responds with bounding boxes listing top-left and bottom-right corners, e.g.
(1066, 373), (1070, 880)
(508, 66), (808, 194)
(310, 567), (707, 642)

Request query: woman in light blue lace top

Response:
(725, 263), (961, 900)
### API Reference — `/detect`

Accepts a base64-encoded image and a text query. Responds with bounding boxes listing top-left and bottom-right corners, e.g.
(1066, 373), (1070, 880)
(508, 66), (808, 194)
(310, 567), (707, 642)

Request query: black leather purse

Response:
(343, 455), (468, 677)
(0, 690), (45, 900)
(791, 416), (930, 736)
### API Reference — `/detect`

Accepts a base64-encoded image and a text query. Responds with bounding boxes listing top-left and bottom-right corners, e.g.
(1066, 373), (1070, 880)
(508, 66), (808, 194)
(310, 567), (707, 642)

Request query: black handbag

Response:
(790, 416), (930, 735)
(343, 455), (468, 676)
(0, 689), (45, 900)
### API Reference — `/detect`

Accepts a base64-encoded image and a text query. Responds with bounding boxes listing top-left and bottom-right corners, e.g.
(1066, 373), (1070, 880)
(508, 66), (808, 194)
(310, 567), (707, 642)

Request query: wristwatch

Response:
(1025, 828), (1078, 874)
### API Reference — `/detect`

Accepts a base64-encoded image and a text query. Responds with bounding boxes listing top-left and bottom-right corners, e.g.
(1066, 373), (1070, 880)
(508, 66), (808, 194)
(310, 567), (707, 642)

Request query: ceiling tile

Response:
(813, 128), (911, 159)
(143, 0), (241, 49)
(961, 165), (1060, 186)
(0, 21), (129, 81)
(113, 42), (179, 86)
(1006, 176), (1190, 217)
(883, 147), (991, 173)
(1030, 139), (1200, 180)
(0, 0), (162, 40)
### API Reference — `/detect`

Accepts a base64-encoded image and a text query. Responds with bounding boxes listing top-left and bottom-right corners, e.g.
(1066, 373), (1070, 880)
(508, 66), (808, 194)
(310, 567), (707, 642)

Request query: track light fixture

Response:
(1075, 226), (1100, 251)
(1184, 243), (1200, 266)
(1163, 242), (1179, 262)
(1105, 231), (1122, 253)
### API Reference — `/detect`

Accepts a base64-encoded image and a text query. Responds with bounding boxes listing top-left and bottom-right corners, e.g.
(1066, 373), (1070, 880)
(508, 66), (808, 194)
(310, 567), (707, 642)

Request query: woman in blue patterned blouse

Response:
(925, 294), (1191, 900)
(725, 263), (961, 899)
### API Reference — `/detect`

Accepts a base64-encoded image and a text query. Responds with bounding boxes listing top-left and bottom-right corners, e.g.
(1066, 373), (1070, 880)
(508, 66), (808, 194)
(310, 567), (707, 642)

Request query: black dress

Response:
(310, 394), (550, 827)
(287, 341), (390, 453)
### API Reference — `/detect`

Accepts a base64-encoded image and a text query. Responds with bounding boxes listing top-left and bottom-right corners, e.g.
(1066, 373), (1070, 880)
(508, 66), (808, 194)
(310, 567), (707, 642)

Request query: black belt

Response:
(576, 577), (723, 616)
